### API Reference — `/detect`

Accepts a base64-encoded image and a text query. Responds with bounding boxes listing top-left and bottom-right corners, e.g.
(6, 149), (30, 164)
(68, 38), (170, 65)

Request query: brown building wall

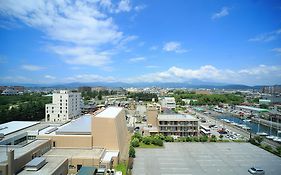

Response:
(147, 108), (159, 127)
(38, 135), (92, 148)
(92, 109), (129, 162)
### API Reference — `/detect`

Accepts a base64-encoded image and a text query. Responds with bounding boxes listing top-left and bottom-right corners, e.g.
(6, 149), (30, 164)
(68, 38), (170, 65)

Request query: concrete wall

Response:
(147, 107), (158, 127)
(92, 109), (129, 162)
(38, 135), (92, 148)
(51, 158), (68, 175)
(0, 164), (7, 175)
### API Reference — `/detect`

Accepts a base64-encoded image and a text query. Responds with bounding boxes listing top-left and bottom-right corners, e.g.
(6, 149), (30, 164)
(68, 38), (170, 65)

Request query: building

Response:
(261, 85), (281, 95)
(160, 97), (176, 110)
(158, 114), (199, 137)
(45, 90), (81, 122)
(0, 107), (129, 175)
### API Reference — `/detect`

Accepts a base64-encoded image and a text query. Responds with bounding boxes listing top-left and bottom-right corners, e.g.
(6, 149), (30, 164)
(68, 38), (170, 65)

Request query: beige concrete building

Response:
(0, 106), (129, 175)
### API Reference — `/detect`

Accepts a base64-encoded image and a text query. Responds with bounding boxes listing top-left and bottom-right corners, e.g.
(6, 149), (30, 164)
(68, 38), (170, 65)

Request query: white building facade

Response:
(161, 97), (176, 109)
(45, 90), (81, 122)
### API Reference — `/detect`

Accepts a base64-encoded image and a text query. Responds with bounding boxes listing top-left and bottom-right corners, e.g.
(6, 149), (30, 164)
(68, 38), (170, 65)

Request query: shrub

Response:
(254, 136), (263, 145)
(219, 135), (223, 140)
(193, 136), (199, 142)
(264, 145), (272, 152)
(129, 146), (135, 158)
(132, 132), (142, 142)
(154, 134), (165, 140)
(210, 135), (217, 142)
(186, 137), (192, 142)
(249, 138), (259, 146)
(131, 138), (140, 147)
(152, 138), (163, 146)
(276, 146), (281, 155)
(164, 136), (174, 142)
(199, 135), (208, 142)
(142, 136), (152, 145)
(177, 137), (186, 142)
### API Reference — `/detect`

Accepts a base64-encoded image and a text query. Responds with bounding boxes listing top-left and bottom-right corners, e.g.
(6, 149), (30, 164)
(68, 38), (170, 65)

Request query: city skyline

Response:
(0, 0), (281, 86)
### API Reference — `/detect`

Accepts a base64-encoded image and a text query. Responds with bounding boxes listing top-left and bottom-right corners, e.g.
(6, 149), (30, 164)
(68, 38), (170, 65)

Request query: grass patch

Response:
(139, 142), (163, 148)
(114, 162), (127, 175)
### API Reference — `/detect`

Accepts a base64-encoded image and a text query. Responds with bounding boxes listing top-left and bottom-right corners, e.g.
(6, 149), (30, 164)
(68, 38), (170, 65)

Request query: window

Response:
(60, 107), (62, 109)
(47, 114), (50, 121)
(58, 114), (60, 117)
(53, 141), (56, 147)
(60, 103), (62, 106)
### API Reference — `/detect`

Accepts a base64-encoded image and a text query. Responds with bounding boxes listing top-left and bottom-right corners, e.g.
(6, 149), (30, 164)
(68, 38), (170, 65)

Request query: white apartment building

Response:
(45, 90), (81, 122)
(161, 97), (176, 110)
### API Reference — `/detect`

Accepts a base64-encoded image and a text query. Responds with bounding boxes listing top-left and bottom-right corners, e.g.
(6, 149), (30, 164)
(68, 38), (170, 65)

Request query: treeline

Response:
(174, 91), (244, 105)
(0, 93), (51, 124)
(127, 92), (158, 102)
(81, 90), (117, 100)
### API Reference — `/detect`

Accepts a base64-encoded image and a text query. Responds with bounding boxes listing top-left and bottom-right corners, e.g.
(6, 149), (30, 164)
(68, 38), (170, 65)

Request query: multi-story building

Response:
(158, 114), (199, 137)
(261, 85), (281, 95)
(161, 97), (176, 110)
(45, 90), (81, 122)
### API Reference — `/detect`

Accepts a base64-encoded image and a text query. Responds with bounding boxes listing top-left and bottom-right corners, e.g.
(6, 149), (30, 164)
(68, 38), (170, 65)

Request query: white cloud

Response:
(249, 29), (281, 42)
(272, 48), (281, 53)
(116, 0), (131, 13)
(65, 74), (116, 83)
(129, 65), (281, 85)
(212, 7), (229, 20)
(163, 41), (188, 53)
(0, 0), (137, 67)
(134, 4), (146, 12)
(129, 57), (146, 62)
(44, 75), (56, 80)
(21, 64), (45, 71)
(150, 45), (158, 51)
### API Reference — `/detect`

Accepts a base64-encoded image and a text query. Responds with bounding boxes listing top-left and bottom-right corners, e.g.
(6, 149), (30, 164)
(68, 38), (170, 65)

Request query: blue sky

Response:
(0, 0), (281, 85)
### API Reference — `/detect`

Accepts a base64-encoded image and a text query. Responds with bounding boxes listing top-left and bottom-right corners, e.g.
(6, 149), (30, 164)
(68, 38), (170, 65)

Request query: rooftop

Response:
(158, 114), (198, 121)
(44, 147), (104, 159)
(18, 156), (67, 175)
(101, 151), (119, 163)
(55, 114), (92, 135)
(0, 121), (40, 136)
(95, 107), (123, 118)
(0, 139), (50, 163)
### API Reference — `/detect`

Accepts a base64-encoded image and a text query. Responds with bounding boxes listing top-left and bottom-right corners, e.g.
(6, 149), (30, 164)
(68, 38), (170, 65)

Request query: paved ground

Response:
(133, 142), (281, 175)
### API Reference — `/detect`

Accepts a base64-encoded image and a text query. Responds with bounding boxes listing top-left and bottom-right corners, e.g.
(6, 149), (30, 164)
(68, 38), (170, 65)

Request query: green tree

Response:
(142, 137), (152, 145)
(219, 135), (224, 140)
(131, 138), (140, 147)
(129, 146), (136, 158)
(210, 135), (217, 142)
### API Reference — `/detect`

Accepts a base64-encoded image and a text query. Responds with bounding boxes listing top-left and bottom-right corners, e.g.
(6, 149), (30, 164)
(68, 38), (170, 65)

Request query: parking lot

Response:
(133, 142), (281, 175)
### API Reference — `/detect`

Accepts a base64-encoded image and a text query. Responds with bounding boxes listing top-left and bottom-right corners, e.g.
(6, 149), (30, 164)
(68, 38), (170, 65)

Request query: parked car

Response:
(248, 167), (265, 175)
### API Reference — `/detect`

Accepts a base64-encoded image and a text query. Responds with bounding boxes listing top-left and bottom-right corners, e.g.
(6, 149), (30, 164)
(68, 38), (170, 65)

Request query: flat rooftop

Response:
(158, 114), (198, 121)
(133, 143), (281, 175)
(18, 156), (67, 175)
(0, 139), (50, 163)
(95, 107), (123, 118)
(55, 114), (92, 135)
(0, 121), (40, 136)
(44, 147), (104, 159)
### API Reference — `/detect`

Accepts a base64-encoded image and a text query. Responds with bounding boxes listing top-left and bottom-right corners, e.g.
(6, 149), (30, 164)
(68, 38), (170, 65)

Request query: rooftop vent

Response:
(25, 157), (46, 171)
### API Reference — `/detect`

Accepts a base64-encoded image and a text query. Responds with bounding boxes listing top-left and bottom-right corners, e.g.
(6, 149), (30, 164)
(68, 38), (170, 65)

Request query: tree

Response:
(131, 138), (140, 147)
(129, 146), (135, 158)
(219, 135), (224, 140)
(142, 136), (152, 145)
(132, 132), (142, 142)
(97, 93), (102, 100)
(164, 136), (174, 142)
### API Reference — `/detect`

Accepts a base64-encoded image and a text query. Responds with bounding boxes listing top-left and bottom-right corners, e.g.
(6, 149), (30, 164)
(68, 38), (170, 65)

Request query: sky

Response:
(0, 0), (281, 86)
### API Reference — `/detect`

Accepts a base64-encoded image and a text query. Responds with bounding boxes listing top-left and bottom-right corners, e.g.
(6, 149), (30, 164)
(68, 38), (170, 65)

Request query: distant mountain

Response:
(1, 81), (275, 90)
